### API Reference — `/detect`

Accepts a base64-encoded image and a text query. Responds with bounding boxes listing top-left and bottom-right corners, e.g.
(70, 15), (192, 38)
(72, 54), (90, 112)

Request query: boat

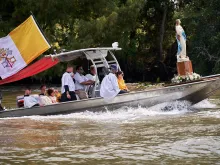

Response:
(0, 47), (220, 118)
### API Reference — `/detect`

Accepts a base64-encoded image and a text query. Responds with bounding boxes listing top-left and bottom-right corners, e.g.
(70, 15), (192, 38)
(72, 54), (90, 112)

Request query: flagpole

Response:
(30, 11), (52, 49)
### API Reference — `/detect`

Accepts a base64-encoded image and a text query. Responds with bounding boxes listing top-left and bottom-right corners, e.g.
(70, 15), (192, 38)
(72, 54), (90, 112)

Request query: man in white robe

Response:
(100, 64), (120, 99)
(176, 19), (189, 62)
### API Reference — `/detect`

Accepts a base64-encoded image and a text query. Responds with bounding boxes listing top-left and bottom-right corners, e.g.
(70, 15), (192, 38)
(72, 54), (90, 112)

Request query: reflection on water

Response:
(0, 98), (220, 164)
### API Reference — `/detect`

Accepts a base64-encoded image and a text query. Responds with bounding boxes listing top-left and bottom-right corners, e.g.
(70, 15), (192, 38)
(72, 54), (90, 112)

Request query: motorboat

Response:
(1, 47), (220, 118)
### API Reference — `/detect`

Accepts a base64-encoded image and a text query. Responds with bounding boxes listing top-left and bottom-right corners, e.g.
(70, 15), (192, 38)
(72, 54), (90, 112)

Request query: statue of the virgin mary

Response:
(175, 19), (189, 62)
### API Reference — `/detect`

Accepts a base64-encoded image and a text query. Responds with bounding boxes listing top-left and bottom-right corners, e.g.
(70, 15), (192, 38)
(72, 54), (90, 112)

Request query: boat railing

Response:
(81, 49), (121, 98)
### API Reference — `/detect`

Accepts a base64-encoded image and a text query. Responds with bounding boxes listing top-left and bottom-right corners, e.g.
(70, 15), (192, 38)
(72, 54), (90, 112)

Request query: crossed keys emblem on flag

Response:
(0, 48), (16, 68)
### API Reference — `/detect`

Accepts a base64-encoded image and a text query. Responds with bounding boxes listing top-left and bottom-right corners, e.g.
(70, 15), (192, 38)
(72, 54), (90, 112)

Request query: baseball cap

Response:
(110, 64), (118, 71)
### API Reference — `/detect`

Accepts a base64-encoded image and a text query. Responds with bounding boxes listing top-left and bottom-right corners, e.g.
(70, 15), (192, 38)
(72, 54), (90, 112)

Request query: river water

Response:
(0, 90), (220, 164)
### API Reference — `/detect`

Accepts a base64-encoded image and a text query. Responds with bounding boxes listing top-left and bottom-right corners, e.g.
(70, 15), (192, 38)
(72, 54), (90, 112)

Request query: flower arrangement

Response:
(171, 73), (201, 84)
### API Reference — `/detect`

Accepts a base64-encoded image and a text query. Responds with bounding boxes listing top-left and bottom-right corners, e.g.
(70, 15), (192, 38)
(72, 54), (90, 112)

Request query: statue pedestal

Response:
(177, 60), (193, 76)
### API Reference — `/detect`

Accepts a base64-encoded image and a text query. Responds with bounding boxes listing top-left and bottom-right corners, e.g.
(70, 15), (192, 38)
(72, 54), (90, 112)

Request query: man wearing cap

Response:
(100, 64), (121, 99)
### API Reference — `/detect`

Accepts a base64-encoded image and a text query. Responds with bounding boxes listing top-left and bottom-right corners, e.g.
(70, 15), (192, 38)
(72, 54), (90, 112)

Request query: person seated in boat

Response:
(100, 64), (126, 99)
(85, 65), (99, 97)
(61, 65), (77, 102)
(74, 65), (95, 99)
(116, 71), (129, 93)
(39, 84), (47, 96)
(38, 85), (53, 106)
(39, 95), (52, 106)
(24, 87), (41, 108)
(47, 88), (58, 104)
(54, 89), (61, 102)
(85, 65), (99, 82)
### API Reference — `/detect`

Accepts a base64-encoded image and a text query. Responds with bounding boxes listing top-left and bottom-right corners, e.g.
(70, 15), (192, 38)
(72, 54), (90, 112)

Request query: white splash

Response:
(8, 101), (192, 122)
(192, 99), (216, 109)
(1, 100), (217, 122)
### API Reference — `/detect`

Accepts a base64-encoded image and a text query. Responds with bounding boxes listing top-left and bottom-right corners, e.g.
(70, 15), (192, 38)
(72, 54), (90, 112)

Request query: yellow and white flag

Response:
(0, 15), (51, 79)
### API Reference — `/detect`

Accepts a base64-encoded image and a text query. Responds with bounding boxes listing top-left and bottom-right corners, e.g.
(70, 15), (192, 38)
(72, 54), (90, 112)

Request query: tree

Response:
(177, 0), (220, 75)
(3, 0), (215, 83)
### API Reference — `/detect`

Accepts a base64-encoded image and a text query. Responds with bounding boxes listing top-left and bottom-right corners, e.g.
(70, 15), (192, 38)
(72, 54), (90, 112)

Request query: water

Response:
(0, 91), (220, 164)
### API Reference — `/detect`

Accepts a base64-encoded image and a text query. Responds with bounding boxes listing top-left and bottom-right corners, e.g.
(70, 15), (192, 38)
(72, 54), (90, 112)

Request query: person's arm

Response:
(64, 85), (69, 93)
(63, 74), (69, 91)
(63, 74), (71, 99)
(122, 79), (129, 91)
(75, 73), (95, 85)
(111, 74), (120, 92)
(125, 85), (129, 91)
(80, 80), (95, 85)
(33, 96), (43, 106)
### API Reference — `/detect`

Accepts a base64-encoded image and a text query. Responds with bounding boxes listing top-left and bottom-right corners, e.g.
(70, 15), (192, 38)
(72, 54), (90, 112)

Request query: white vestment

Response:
(100, 73), (120, 99)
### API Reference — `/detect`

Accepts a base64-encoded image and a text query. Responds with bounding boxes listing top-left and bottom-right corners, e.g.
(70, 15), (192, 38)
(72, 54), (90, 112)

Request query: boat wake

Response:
(1, 99), (217, 122)
(192, 99), (216, 109)
(51, 100), (192, 121)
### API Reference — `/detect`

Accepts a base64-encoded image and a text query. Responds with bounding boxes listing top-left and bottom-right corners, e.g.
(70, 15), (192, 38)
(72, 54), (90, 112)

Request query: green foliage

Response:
(177, 0), (220, 75)
(1, 0), (219, 82)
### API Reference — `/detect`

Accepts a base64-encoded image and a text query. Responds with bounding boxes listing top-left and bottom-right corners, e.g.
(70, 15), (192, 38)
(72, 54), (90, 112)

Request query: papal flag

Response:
(0, 15), (51, 79)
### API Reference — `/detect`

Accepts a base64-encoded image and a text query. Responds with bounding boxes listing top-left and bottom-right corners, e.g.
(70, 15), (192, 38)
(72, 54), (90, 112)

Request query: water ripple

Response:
(0, 100), (220, 164)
